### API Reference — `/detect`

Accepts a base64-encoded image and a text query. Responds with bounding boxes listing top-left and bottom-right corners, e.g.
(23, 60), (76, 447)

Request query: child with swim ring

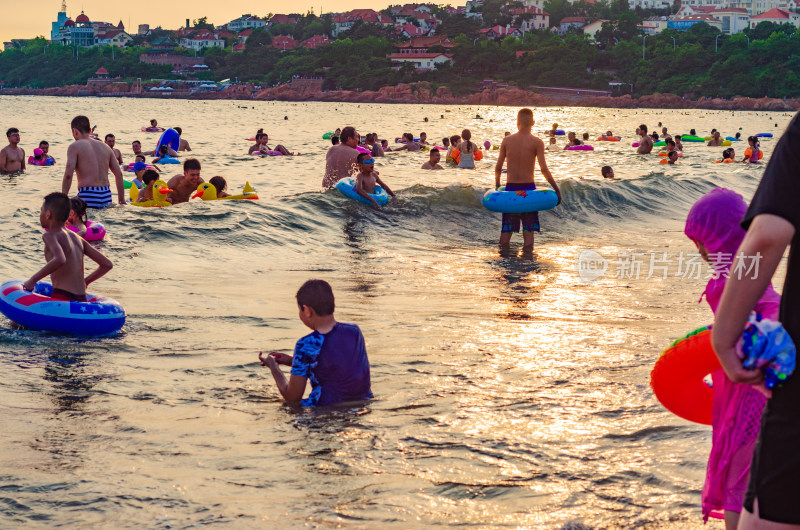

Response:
(685, 188), (781, 526)
(716, 148), (736, 163)
(743, 136), (763, 163)
(67, 197), (89, 238)
(135, 170), (160, 203)
(209, 176), (230, 198)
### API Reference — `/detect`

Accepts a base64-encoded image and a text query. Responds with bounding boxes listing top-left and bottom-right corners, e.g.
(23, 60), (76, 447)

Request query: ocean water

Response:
(0, 96), (792, 528)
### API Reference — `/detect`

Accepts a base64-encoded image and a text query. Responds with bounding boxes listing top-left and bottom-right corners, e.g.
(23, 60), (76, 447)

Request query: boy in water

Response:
(495, 108), (562, 251)
(259, 279), (373, 407)
(135, 170), (160, 203)
(419, 132), (429, 146)
(660, 151), (680, 164)
(601, 166), (614, 179)
(23, 192), (113, 301)
(355, 152), (396, 210)
(421, 148), (443, 170)
(546, 137), (558, 151)
(39, 141), (55, 163)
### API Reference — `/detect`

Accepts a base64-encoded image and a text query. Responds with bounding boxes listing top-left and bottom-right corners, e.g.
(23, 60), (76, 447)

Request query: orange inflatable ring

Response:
(650, 326), (721, 425)
(658, 151), (683, 157)
(744, 148), (764, 160)
(597, 136), (621, 141)
(450, 148), (461, 165)
(474, 150), (483, 161)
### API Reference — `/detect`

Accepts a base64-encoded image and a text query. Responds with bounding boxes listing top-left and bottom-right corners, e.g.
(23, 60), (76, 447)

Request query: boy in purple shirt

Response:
(259, 280), (373, 406)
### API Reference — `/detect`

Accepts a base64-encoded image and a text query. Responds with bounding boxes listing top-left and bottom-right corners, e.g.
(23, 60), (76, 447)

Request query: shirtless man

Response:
(105, 134), (123, 166)
(637, 124), (654, 154)
(661, 127), (672, 141)
(166, 158), (204, 204)
(62, 116), (125, 208)
(707, 131), (723, 147)
(323, 126), (359, 188)
(421, 148), (443, 170)
(494, 108), (562, 250)
(174, 127), (191, 152)
(0, 128), (25, 173)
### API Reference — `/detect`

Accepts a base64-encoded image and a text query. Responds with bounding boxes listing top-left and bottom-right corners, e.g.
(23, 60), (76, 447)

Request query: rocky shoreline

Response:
(3, 81), (798, 112)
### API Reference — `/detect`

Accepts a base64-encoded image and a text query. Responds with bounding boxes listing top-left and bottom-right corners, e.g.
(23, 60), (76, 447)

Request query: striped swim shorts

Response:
(77, 186), (112, 209)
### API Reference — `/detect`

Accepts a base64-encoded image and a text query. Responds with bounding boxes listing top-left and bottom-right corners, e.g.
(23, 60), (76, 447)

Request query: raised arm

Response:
(82, 239), (113, 286)
(109, 150), (125, 204)
(62, 144), (78, 194)
(535, 139), (561, 204)
(712, 214), (794, 386)
(259, 352), (306, 401)
(494, 141), (506, 189)
(23, 234), (66, 291)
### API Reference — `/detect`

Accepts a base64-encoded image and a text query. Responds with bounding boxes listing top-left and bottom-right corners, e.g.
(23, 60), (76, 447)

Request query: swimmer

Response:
(23, 192), (113, 300)
(734, 132), (741, 140)
(707, 131), (723, 147)
(331, 135), (340, 146)
(601, 165), (614, 179)
(661, 127), (671, 140)
(505, 131), (511, 137)
(39, 141), (55, 163)
(135, 169), (160, 203)
(105, 134), (123, 165)
(564, 132), (579, 149)
(0, 127), (25, 173)
(355, 152), (396, 210)
(323, 126), (359, 188)
(66, 197), (89, 237)
(174, 127), (191, 152)
(166, 158), (204, 204)
(717, 148), (736, 163)
(419, 132), (429, 145)
(262, 133), (295, 155)
(131, 161), (148, 188)
(457, 129), (476, 168)
(546, 137), (558, 151)
(660, 151), (679, 164)
(380, 139), (389, 151)
(394, 133), (421, 152)
(29, 148), (49, 166)
(674, 135), (684, 151)
(637, 124), (654, 154)
(334, 128), (342, 136)
(152, 144), (179, 164)
(582, 132), (590, 142)
(441, 137), (451, 150)
(365, 133), (384, 157)
(62, 115), (125, 207)
(447, 135), (460, 163)
(690, 128), (697, 136)
(421, 148), (443, 170)
(742, 136), (762, 163)
(604, 130), (614, 138)
(209, 176), (230, 198)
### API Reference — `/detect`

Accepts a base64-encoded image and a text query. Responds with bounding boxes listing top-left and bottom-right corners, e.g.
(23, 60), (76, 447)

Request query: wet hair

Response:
(442, 137), (450, 146)
(142, 169), (159, 184)
(666, 139), (676, 148)
(296, 279), (335, 316)
(39, 140), (49, 147)
(209, 176), (227, 193)
(183, 158), (201, 171)
(690, 128), (696, 136)
(340, 126), (357, 142)
(6, 128), (19, 137)
(105, 133), (115, 141)
(639, 124), (648, 134)
(574, 139), (583, 145)
(135, 154), (146, 162)
(331, 136), (340, 145)
(518, 108), (534, 127)
(430, 148), (440, 155)
(582, 133), (590, 140)
(403, 133), (414, 142)
(461, 129), (472, 152)
(722, 148), (734, 159)
(668, 151), (679, 159)
(420, 131), (427, 137)
(711, 128), (717, 134)
(651, 132), (659, 140)
(735, 132), (741, 139)
(450, 135), (460, 145)
(159, 145), (168, 154)
(174, 127), (182, 136)
(150, 119), (157, 125)
(71, 116), (91, 134)
(748, 135), (758, 145)
(70, 197), (88, 223)
(43, 192), (71, 223)
(675, 135), (682, 140)
(601, 165), (613, 177)
(357, 152), (371, 164)
(132, 140), (141, 146)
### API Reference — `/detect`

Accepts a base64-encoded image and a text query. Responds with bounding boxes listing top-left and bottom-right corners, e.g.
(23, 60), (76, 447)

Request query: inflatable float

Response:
(597, 136), (621, 141)
(650, 326), (718, 425)
(567, 145), (594, 151)
(322, 132), (334, 139)
(130, 180), (173, 207)
(192, 182), (258, 201)
(725, 136), (741, 142)
(141, 127), (166, 133)
(335, 177), (389, 206)
(70, 221), (105, 242)
(756, 133), (773, 138)
(0, 280), (125, 336)
(155, 128), (180, 155)
(27, 156), (55, 166)
(482, 187), (558, 214)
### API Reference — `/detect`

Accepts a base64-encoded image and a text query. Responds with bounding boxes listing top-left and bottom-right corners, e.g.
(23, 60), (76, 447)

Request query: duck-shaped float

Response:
(129, 180), (174, 207)
(192, 181), (259, 201)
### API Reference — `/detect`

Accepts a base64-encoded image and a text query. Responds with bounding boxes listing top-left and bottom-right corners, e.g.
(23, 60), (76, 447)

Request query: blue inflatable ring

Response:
(483, 187), (558, 214)
(155, 128), (180, 154)
(756, 133), (773, 138)
(335, 177), (389, 206)
(725, 136), (741, 141)
(0, 280), (126, 336)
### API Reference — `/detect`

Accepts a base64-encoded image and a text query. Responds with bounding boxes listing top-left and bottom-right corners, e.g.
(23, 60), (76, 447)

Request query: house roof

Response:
(63, 19), (75, 27)
(300, 35), (331, 48)
(76, 11), (90, 23)
(95, 67), (108, 74)
(395, 35), (456, 48)
(272, 35), (299, 49)
(478, 25), (521, 34)
(560, 16), (586, 23)
(269, 14), (298, 24)
(239, 28), (254, 37)
(751, 8), (794, 18)
(712, 7), (749, 13)
(396, 23), (427, 36)
(233, 43), (246, 51)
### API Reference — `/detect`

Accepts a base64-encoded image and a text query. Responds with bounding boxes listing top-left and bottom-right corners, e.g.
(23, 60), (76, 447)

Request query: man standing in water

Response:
(637, 124), (654, 154)
(105, 134), (123, 166)
(712, 113), (800, 529)
(323, 126), (359, 188)
(494, 108), (561, 251)
(0, 128), (25, 173)
(63, 116), (125, 207)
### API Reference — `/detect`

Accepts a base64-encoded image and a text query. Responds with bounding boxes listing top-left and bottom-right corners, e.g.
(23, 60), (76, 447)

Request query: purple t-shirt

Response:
(291, 323), (373, 407)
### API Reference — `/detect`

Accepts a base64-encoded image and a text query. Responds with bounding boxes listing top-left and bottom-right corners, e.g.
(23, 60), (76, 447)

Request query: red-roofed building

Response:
(331, 9), (393, 37)
(396, 23), (428, 38)
(558, 16), (586, 34)
(300, 35), (331, 48)
(233, 43), (246, 52)
(273, 35), (299, 50)
(387, 52), (453, 70)
(509, 6), (550, 31)
(268, 14), (299, 26)
(675, 5), (718, 17)
(394, 35), (457, 54)
(180, 31), (225, 51)
(238, 28), (254, 43)
(750, 8), (800, 27)
(478, 25), (523, 38)
(95, 67), (108, 76)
